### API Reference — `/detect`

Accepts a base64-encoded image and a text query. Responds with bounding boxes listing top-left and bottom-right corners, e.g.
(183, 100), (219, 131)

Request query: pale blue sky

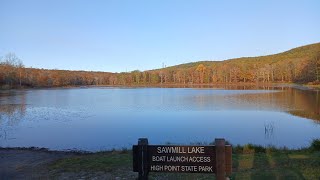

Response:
(0, 0), (319, 72)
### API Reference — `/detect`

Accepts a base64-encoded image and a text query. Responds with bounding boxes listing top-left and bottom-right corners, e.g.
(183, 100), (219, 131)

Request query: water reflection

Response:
(286, 89), (320, 123)
(0, 87), (319, 150)
(0, 91), (27, 141)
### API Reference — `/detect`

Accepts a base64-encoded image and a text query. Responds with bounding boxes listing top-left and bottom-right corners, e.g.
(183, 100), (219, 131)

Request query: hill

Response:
(149, 42), (320, 84)
(0, 43), (320, 88)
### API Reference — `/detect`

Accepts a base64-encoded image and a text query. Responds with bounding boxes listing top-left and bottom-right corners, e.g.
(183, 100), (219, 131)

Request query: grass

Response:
(49, 141), (320, 179)
(232, 151), (320, 179)
(50, 150), (131, 172)
(310, 139), (320, 151)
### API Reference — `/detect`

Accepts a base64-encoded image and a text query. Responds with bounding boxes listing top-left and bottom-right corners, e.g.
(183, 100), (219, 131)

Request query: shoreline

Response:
(1, 141), (319, 179)
(1, 136), (319, 153)
(1, 82), (318, 91)
(1, 138), (319, 152)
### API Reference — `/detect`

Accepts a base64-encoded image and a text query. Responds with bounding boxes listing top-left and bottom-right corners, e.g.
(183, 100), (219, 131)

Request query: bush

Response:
(266, 146), (278, 154)
(243, 144), (255, 154)
(310, 139), (320, 151)
(233, 145), (243, 154)
(242, 144), (266, 154)
(252, 145), (266, 153)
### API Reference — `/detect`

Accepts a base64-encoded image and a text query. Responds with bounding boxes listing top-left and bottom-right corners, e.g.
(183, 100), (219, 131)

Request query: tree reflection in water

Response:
(0, 87), (319, 150)
(0, 91), (26, 141)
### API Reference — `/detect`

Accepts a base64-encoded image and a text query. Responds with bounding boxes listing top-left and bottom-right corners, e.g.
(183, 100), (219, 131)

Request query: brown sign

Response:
(133, 138), (232, 180)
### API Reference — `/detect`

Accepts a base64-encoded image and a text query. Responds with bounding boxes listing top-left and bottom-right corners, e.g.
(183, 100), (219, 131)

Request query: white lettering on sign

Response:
(152, 155), (166, 162)
(187, 147), (205, 154)
(150, 165), (163, 171)
(156, 146), (205, 154)
(150, 165), (214, 172)
(167, 156), (211, 163)
(157, 146), (186, 154)
(181, 165), (197, 172)
(150, 146), (214, 173)
(164, 165), (180, 171)
(198, 166), (213, 172)
(151, 155), (211, 163)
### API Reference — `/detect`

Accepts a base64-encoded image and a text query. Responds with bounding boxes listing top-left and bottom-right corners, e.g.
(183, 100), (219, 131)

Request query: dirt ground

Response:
(0, 148), (74, 179)
(0, 148), (137, 180)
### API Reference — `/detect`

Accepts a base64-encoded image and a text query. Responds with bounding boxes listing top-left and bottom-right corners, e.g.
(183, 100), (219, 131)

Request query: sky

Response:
(0, 0), (319, 72)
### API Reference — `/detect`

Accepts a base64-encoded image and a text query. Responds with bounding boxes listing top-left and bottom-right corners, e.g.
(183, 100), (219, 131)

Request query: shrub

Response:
(243, 144), (255, 154)
(310, 139), (320, 151)
(233, 145), (243, 154)
(266, 146), (277, 154)
(242, 144), (266, 154)
(252, 145), (266, 153)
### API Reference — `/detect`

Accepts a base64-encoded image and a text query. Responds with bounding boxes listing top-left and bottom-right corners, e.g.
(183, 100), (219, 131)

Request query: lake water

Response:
(0, 86), (319, 151)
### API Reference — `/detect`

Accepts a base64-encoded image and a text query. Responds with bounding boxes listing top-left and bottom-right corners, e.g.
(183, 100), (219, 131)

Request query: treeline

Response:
(1, 43), (320, 88)
(151, 43), (320, 84)
(0, 53), (113, 88)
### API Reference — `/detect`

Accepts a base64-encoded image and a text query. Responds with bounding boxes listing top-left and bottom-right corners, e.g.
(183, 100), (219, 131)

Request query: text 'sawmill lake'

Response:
(0, 86), (319, 151)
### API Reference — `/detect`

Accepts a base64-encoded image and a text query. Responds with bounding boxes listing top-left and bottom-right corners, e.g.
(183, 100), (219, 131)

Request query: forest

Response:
(0, 43), (320, 88)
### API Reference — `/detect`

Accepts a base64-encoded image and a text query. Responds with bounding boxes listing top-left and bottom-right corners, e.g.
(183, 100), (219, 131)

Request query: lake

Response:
(0, 86), (319, 151)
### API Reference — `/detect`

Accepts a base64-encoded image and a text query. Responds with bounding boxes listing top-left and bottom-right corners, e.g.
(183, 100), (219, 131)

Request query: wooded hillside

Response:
(1, 43), (320, 88)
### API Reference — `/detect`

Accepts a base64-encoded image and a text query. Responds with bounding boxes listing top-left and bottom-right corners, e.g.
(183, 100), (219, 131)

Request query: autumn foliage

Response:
(1, 43), (320, 88)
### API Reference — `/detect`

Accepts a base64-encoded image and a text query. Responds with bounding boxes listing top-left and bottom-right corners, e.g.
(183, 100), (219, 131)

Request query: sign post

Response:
(133, 138), (232, 180)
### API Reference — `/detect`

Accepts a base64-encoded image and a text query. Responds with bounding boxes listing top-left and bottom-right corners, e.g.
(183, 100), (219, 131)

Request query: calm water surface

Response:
(0, 86), (319, 151)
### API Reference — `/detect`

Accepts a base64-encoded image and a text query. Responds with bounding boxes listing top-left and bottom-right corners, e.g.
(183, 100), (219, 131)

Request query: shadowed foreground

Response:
(1, 145), (320, 180)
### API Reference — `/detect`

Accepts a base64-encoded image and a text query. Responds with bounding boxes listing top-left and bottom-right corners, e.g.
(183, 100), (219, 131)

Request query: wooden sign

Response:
(133, 138), (232, 180)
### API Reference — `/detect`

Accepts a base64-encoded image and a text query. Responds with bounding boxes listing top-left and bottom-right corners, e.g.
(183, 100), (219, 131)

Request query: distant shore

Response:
(1, 82), (319, 91)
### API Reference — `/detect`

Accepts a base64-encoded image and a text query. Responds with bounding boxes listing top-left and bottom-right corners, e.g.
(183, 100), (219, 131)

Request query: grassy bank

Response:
(49, 141), (320, 179)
